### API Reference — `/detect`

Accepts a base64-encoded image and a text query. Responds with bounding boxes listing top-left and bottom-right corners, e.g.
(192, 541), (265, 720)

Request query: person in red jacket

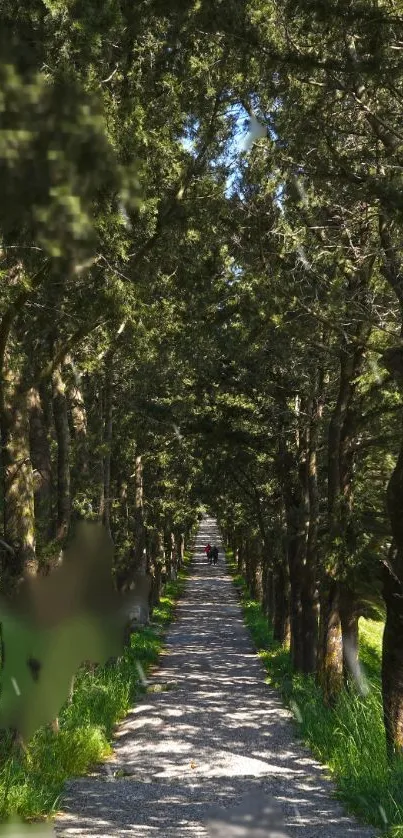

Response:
(204, 543), (212, 562)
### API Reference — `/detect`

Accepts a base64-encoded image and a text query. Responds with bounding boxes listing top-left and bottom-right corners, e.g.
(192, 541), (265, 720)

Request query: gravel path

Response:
(55, 518), (377, 838)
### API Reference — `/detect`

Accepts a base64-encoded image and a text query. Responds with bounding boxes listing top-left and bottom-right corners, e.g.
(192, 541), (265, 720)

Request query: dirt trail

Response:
(56, 517), (376, 837)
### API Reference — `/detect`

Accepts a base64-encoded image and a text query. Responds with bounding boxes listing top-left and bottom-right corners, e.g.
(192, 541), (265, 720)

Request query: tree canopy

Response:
(2, 0), (403, 777)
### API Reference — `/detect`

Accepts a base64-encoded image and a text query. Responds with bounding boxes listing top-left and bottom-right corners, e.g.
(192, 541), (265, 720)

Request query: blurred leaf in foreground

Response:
(0, 523), (150, 740)
(0, 821), (55, 837)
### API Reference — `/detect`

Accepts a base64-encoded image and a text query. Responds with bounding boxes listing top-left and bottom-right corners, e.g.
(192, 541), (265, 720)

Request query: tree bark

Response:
(245, 537), (260, 599)
(301, 567), (318, 673)
(378, 216), (403, 757)
(178, 532), (185, 569)
(278, 392), (314, 673)
(317, 581), (343, 705)
(132, 454), (146, 571)
(288, 540), (304, 671)
(382, 553), (403, 758)
(101, 363), (113, 539)
(280, 448), (306, 671)
(66, 355), (88, 477)
(52, 366), (71, 543)
(255, 546), (264, 604)
(382, 426), (403, 756)
(324, 328), (368, 696)
(97, 380), (105, 521)
(237, 533), (244, 573)
(118, 478), (129, 538)
(1, 378), (36, 585)
(163, 529), (177, 581)
(262, 563), (273, 618)
(149, 531), (164, 606)
(340, 588), (359, 686)
(170, 531), (177, 580)
(273, 560), (290, 645)
(302, 374), (323, 674)
(28, 386), (52, 545)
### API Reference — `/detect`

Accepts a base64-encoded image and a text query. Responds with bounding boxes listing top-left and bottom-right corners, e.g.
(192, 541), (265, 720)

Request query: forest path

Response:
(55, 517), (376, 838)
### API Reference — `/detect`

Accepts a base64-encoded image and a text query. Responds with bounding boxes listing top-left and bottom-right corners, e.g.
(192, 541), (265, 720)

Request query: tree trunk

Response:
(132, 454), (146, 571)
(245, 538), (259, 598)
(149, 531), (164, 607)
(301, 569), (318, 674)
(302, 370), (323, 674)
(317, 581), (343, 705)
(97, 381), (105, 522)
(382, 425), (403, 757)
(52, 367), (71, 543)
(28, 386), (52, 545)
(101, 364), (113, 539)
(255, 544), (264, 604)
(151, 559), (162, 609)
(288, 544), (304, 671)
(237, 536), (244, 573)
(282, 463), (306, 671)
(278, 402), (309, 673)
(170, 531), (177, 580)
(243, 538), (251, 587)
(273, 561), (290, 645)
(118, 478), (129, 538)
(340, 586), (359, 686)
(164, 530), (172, 580)
(66, 355), (88, 477)
(325, 343), (365, 697)
(164, 530), (177, 581)
(178, 532), (185, 569)
(382, 553), (403, 758)
(262, 562), (273, 618)
(378, 214), (403, 757)
(158, 529), (166, 582)
(1, 381), (36, 584)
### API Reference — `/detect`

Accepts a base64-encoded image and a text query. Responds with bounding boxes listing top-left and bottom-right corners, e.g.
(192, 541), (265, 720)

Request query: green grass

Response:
(0, 556), (191, 824)
(228, 554), (403, 837)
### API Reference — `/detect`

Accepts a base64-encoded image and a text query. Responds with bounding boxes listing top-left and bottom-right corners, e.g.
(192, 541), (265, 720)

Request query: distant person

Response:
(204, 543), (212, 562)
(212, 545), (219, 565)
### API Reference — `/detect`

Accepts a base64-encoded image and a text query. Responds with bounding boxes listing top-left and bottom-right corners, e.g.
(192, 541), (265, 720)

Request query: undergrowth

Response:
(227, 552), (403, 837)
(0, 555), (191, 823)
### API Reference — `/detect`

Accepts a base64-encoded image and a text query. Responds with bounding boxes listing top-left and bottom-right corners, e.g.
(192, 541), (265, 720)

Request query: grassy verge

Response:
(0, 554), (191, 823)
(227, 551), (403, 838)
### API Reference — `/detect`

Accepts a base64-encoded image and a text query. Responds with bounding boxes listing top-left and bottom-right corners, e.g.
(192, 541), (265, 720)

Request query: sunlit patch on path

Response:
(55, 517), (376, 838)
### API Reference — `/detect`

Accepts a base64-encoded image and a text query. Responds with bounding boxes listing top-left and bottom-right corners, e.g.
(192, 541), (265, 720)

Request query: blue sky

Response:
(181, 103), (283, 207)
(180, 103), (257, 197)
